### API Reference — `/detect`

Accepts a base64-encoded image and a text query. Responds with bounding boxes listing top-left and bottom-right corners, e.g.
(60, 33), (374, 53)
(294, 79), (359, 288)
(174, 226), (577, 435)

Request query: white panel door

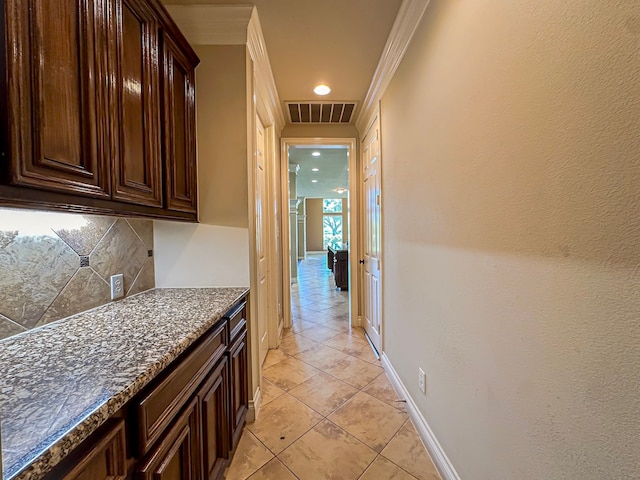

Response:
(256, 118), (269, 366)
(363, 119), (382, 352)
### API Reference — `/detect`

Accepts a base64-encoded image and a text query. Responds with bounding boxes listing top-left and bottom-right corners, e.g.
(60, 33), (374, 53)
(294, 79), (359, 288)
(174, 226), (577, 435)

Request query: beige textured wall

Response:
(196, 45), (249, 228)
(281, 124), (358, 139)
(154, 45), (251, 288)
(380, 1), (640, 479)
(305, 198), (324, 251)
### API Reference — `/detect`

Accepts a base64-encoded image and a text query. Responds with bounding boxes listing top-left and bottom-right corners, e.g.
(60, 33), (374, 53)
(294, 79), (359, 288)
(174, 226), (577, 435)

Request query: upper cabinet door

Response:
(109, 0), (162, 207)
(4, 0), (110, 197)
(162, 33), (198, 213)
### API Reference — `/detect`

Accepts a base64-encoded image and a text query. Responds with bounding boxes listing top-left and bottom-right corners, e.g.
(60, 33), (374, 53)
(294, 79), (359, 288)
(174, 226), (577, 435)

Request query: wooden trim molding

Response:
(381, 353), (461, 480)
(355, 0), (431, 133)
(247, 9), (286, 131)
(163, 5), (285, 131)
(247, 385), (261, 423)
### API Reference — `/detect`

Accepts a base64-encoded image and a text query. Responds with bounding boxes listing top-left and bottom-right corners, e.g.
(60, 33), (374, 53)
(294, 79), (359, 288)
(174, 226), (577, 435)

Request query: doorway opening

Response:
(279, 138), (359, 335)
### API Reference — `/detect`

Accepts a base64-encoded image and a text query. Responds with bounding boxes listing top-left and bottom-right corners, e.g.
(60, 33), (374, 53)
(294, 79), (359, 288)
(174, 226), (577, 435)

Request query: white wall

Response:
(154, 222), (249, 287)
(380, 1), (640, 479)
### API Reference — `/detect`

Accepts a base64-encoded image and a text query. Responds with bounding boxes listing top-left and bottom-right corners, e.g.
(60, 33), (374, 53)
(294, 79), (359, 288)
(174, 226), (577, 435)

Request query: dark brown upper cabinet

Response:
(162, 31), (198, 214)
(3, 0), (111, 198)
(110, 0), (162, 208)
(0, 0), (200, 221)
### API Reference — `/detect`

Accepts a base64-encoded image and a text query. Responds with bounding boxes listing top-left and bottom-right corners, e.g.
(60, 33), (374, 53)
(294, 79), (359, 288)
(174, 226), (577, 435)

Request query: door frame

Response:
(279, 137), (360, 329)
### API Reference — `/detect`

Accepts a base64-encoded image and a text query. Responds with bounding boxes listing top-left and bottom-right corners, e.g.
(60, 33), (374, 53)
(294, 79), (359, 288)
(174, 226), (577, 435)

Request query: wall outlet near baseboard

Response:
(418, 367), (426, 394)
(110, 274), (124, 300)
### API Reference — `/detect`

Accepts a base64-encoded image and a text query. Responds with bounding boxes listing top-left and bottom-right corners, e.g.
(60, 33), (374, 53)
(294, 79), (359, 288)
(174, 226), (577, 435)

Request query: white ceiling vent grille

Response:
(286, 102), (357, 124)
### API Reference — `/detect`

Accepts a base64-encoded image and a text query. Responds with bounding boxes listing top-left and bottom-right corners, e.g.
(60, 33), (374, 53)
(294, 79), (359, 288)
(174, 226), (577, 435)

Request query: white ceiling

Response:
(163, 0), (403, 122)
(289, 146), (349, 198)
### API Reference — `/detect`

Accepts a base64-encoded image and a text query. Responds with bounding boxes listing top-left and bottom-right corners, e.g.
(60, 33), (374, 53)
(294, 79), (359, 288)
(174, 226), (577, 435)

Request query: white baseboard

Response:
(381, 353), (460, 480)
(247, 386), (261, 423)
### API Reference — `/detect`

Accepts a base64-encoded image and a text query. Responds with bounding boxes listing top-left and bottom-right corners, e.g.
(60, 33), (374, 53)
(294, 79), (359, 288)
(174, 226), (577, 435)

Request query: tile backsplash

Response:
(0, 209), (155, 340)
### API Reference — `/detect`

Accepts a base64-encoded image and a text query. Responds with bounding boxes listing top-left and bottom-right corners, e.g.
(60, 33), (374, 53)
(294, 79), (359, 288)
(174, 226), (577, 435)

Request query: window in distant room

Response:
(323, 198), (343, 248)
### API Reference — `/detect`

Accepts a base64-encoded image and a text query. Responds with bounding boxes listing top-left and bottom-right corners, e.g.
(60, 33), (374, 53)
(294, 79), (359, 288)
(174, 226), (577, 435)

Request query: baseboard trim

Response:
(247, 386), (261, 423)
(381, 353), (460, 480)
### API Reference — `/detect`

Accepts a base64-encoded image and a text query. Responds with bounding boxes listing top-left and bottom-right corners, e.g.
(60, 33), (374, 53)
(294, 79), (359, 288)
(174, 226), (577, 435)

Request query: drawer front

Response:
(226, 300), (247, 343)
(136, 321), (227, 454)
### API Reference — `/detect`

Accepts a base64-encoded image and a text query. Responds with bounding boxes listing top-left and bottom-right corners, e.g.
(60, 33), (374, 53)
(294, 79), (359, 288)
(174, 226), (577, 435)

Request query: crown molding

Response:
(355, 0), (431, 134)
(164, 5), (285, 131)
(164, 5), (253, 45)
(247, 9), (286, 131)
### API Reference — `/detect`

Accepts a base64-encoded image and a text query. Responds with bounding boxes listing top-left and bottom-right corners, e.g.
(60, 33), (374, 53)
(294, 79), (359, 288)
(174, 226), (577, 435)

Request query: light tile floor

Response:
(225, 253), (440, 480)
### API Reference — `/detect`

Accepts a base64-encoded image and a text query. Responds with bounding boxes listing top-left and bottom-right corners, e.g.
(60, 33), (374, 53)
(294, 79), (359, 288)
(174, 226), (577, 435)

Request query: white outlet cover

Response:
(418, 368), (426, 394)
(110, 274), (124, 300)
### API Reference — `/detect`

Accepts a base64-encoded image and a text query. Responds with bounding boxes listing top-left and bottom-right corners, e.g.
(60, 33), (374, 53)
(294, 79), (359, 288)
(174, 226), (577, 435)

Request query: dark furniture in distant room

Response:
(327, 244), (349, 290)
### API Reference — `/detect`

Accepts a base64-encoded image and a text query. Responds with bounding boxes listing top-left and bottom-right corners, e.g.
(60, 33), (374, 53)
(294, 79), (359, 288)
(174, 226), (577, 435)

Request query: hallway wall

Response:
(380, 1), (640, 479)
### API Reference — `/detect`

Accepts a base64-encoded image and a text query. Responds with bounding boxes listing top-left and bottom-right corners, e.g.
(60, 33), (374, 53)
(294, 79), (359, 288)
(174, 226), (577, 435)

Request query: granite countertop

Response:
(0, 287), (249, 480)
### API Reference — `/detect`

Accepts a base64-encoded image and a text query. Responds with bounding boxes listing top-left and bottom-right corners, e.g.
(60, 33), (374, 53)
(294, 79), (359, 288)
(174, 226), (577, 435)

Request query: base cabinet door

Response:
(229, 331), (248, 451)
(62, 420), (127, 480)
(198, 358), (229, 480)
(136, 398), (201, 480)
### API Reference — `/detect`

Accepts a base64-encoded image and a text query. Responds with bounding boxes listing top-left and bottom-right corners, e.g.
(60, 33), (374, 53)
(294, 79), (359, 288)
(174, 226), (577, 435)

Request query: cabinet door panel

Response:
(162, 33), (197, 213)
(199, 358), (229, 480)
(62, 420), (127, 480)
(137, 398), (201, 480)
(110, 0), (162, 207)
(5, 0), (110, 197)
(229, 331), (248, 450)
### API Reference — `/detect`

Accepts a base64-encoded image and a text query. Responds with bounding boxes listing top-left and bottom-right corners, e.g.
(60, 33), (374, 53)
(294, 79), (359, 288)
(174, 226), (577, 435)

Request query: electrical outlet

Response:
(418, 368), (426, 395)
(110, 274), (124, 300)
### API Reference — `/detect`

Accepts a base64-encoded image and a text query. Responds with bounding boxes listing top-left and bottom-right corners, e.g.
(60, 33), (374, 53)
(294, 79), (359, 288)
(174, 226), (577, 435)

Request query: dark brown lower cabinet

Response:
(198, 358), (229, 480)
(41, 296), (249, 480)
(136, 398), (200, 480)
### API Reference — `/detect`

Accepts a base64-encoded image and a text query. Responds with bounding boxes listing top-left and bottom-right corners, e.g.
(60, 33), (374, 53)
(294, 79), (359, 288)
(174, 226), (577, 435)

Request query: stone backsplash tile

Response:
(128, 257), (156, 297)
(127, 218), (154, 250)
(38, 267), (112, 327)
(53, 216), (116, 256)
(0, 209), (155, 340)
(91, 219), (148, 290)
(0, 229), (79, 328)
(0, 313), (26, 340)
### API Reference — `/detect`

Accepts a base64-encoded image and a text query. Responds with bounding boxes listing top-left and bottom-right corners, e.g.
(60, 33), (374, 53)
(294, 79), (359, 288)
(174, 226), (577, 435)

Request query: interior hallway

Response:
(225, 253), (440, 479)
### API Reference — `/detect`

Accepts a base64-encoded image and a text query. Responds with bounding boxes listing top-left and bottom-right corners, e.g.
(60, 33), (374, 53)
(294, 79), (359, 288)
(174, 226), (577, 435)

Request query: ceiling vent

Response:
(286, 102), (357, 124)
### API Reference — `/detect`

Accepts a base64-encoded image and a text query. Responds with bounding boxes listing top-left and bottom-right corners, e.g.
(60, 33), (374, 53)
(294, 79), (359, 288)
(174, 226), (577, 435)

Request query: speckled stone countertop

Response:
(0, 287), (249, 480)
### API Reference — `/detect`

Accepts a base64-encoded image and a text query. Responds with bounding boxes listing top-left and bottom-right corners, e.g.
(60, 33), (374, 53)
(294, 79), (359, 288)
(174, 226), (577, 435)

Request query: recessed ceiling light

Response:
(313, 84), (331, 95)
(312, 180), (318, 183)
(335, 188), (347, 194)
(312, 168), (319, 172)
(312, 151), (321, 157)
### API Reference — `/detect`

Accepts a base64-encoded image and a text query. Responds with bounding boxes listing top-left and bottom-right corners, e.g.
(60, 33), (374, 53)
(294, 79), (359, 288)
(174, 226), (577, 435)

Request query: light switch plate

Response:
(110, 273), (124, 300)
